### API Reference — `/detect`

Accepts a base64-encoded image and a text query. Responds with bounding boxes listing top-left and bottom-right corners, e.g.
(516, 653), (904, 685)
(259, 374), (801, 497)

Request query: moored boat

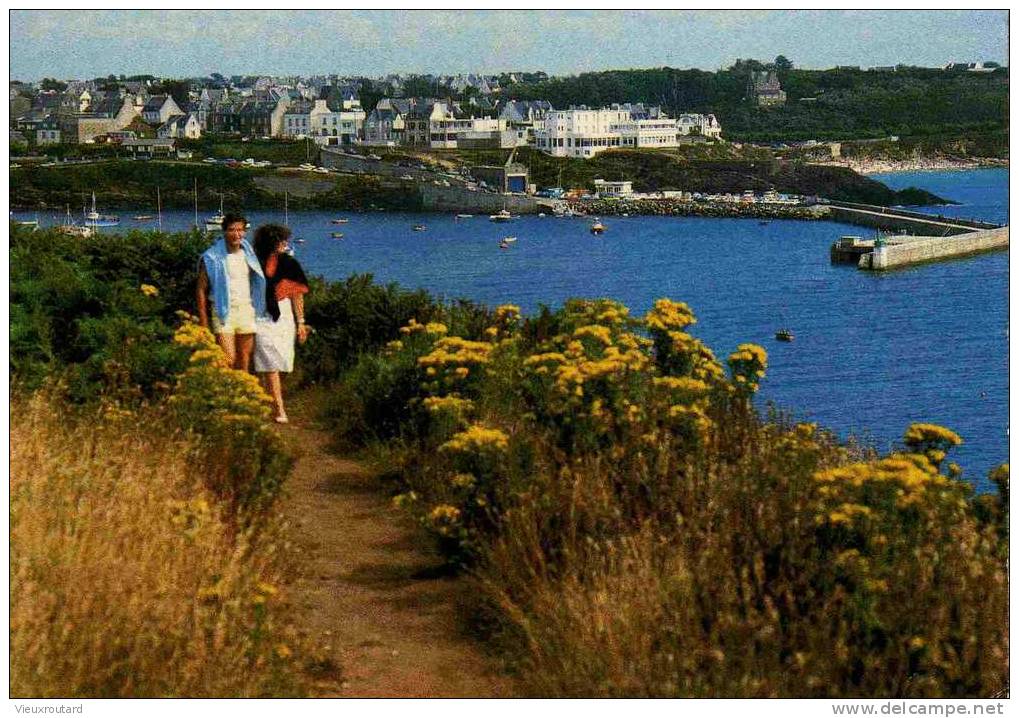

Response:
(489, 209), (513, 223)
(775, 329), (794, 342)
(85, 192), (120, 227)
(590, 219), (606, 235)
(331, 218), (349, 224)
(204, 194), (226, 233)
(413, 224), (427, 232)
(57, 205), (93, 238)
(456, 213), (473, 219)
(133, 214), (156, 221)
(331, 232), (344, 239)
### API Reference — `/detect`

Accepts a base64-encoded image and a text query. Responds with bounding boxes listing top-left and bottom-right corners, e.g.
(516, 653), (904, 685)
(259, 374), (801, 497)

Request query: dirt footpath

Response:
(279, 396), (514, 697)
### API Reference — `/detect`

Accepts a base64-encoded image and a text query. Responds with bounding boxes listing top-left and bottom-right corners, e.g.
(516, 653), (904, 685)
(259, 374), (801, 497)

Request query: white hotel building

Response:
(535, 104), (721, 158)
(533, 104), (675, 158)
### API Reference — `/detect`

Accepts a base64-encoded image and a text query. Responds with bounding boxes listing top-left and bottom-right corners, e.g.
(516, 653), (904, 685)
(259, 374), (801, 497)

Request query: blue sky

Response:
(9, 10), (1008, 81)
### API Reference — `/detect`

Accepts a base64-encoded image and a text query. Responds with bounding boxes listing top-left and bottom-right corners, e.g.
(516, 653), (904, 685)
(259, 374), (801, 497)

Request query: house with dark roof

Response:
(121, 137), (176, 158)
(142, 95), (184, 125)
(364, 99), (409, 146)
(60, 96), (140, 144)
(211, 95), (290, 137)
(747, 71), (787, 107)
(157, 112), (202, 140)
(36, 115), (62, 145)
(200, 88), (227, 104)
(122, 81), (149, 97)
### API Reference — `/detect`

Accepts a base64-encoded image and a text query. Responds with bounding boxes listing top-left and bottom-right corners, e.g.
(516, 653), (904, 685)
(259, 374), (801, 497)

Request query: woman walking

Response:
(252, 223), (310, 423)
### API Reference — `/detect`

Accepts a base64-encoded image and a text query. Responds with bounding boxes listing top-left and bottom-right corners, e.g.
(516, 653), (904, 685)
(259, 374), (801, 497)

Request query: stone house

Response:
(142, 95), (183, 125)
(157, 112), (202, 139)
(36, 115), (62, 145)
(748, 71), (787, 107)
(60, 96), (140, 144)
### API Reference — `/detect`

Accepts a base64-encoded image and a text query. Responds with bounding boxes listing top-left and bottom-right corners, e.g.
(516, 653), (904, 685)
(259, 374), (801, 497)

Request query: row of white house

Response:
(534, 105), (721, 158)
(22, 88), (723, 159)
(280, 97), (722, 156)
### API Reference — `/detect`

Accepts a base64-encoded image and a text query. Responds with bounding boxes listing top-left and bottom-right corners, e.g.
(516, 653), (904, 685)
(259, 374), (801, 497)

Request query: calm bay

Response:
(15, 168), (1007, 486)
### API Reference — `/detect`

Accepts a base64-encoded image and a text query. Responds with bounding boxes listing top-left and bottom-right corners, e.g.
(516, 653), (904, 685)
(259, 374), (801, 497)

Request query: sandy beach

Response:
(815, 157), (1008, 175)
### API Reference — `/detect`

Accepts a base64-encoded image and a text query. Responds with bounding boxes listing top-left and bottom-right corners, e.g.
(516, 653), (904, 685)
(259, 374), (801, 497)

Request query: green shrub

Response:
(351, 293), (1007, 697)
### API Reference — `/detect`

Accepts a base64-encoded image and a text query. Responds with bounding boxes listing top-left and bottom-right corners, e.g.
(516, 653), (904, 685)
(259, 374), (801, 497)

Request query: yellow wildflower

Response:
(441, 424), (509, 454)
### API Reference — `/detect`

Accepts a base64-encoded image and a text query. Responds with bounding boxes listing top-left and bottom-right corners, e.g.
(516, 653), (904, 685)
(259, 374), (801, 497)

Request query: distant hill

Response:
(503, 63), (1008, 142)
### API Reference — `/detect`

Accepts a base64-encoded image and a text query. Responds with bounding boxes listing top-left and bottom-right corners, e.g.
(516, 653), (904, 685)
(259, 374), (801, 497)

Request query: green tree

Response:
(155, 80), (191, 110)
(773, 55), (793, 72)
(40, 78), (67, 92)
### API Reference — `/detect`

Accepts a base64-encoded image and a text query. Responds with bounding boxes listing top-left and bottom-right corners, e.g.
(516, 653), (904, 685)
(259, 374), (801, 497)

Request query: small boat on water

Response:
(502, 236), (517, 243)
(331, 232), (344, 239)
(455, 213), (473, 219)
(775, 329), (795, 342)
(331, 218), (349, 224)
(489, 209), (513, 223)
(590, 219), (606, 235)
(538, 212), (546, 217)
(499, 240), (510, 250)
(295, 238), (306, 244)
(413, 224), (427, 232)
(759, 220), (771, 226)
(57, 205), (93, 238)
(133, 214), (156, 221)
(205, 194), (226, 233)
(85, 192), (120, 227)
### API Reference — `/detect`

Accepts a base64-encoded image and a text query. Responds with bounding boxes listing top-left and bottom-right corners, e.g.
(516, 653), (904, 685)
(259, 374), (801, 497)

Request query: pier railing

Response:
(822, 200), (1002, 230)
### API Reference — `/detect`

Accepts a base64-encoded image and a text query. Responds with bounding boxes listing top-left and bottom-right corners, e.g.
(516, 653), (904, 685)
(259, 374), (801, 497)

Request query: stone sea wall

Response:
(863, 227), (1009, 270)
(572, 198), (830, 220)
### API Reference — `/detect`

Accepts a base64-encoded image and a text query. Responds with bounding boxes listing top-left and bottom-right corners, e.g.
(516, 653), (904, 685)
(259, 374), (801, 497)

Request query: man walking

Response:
(196, 213), (267, 371)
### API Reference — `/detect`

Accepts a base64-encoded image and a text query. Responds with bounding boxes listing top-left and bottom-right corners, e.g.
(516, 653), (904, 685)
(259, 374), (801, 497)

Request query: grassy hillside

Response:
(434, 147), (950, 204)
(502, 65), (1008, 143)
(9, 160), (421, 211)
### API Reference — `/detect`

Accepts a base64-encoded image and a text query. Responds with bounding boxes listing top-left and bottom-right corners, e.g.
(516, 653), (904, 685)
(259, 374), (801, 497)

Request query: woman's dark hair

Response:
(253, 223), (292, 264)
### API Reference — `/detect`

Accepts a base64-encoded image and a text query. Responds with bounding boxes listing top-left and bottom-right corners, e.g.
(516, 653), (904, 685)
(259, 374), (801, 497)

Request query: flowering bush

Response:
(169, 318), (291, 511)
(727, 343), (768, 394)
(334, 292), (1007, 697)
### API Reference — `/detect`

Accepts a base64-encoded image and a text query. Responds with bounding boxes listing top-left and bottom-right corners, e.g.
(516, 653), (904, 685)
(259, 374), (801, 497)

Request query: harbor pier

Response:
(824, 201), (1008, 270)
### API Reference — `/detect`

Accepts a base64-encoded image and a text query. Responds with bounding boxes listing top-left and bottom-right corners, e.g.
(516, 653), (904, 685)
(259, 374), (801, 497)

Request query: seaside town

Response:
(10, 60), (1005, 211)
(9, 9), (1009, 707)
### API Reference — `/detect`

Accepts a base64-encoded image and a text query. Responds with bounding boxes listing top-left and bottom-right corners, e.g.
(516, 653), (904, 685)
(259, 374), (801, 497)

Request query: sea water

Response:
(14, 169), (1007, 487)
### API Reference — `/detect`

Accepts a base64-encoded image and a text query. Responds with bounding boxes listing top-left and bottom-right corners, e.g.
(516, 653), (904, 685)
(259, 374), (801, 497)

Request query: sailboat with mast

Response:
(57, 204), (93, 238)
(85, 192), (120, 227)
(205, 194), (226, 233)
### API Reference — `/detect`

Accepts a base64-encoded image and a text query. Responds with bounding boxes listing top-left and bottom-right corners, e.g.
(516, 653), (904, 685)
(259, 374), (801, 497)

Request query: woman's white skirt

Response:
(254, 298), (296, 373)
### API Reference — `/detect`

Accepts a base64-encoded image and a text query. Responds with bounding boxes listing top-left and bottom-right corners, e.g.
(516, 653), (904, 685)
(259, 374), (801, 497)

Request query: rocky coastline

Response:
(568, 198), (829, 220)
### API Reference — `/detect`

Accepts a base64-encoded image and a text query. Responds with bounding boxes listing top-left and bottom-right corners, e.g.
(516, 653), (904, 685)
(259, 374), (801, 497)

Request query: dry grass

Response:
(479, 423), (1009, 698)
(10, 394), (304, 697)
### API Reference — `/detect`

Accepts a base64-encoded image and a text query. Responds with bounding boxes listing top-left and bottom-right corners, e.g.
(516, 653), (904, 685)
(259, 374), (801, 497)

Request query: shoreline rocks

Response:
(569, 198), (829, 220)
